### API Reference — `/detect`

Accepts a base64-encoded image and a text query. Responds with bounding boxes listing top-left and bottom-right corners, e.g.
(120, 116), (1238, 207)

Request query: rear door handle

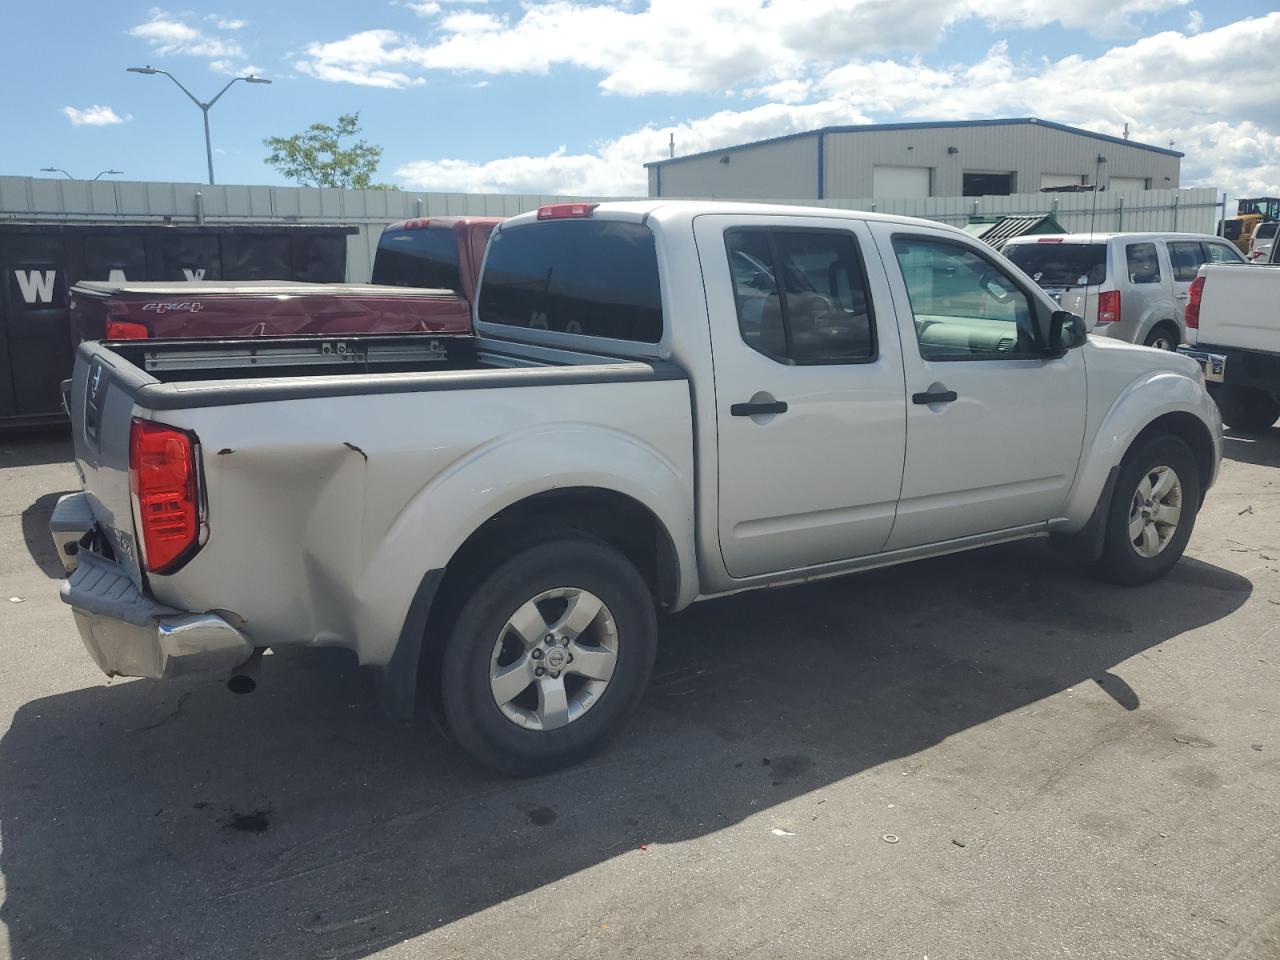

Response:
(912, 390), (958, 405)
(731, 400), (788, 417)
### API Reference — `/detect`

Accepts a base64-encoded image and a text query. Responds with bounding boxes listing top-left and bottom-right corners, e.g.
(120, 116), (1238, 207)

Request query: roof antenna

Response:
(669, 132), (675, 159)
(1123, 123), (1130, 140)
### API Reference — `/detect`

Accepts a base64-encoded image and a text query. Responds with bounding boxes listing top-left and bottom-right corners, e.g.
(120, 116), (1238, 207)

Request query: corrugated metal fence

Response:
(0, 176), (1222, 280)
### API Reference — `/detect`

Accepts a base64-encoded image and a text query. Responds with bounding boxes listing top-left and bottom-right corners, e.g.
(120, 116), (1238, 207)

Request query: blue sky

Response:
(3, 1), (1277, 196)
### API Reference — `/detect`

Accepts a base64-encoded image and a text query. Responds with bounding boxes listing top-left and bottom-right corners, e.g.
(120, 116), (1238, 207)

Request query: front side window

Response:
(1125, 242), (1161, 284)
(1168, 241), (1208, 282)
(892, 236), (1039, 360)
(725, 228), (875, 364)
(478, 220), (663, 343)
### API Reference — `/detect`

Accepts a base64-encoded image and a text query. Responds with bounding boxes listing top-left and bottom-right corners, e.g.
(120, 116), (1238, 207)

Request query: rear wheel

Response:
(1210, 384), (1280, 432)
(438, 536), (657, 776)
(1096, 434), (1201, 586)
(1143, 323), (1180, 351)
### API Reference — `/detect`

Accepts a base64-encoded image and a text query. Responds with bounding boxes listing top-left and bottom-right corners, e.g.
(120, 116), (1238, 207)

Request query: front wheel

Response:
(1096, 434), (1201, 586)
(438, 536), (657, 776)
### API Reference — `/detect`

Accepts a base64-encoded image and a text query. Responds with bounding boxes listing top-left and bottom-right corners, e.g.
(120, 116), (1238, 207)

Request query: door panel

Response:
(694, 215), (908, 579)
(873, 224), (1086, 550)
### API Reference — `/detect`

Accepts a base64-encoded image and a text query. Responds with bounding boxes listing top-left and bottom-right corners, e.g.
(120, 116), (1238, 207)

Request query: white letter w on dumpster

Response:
(14, 270), (56, 304)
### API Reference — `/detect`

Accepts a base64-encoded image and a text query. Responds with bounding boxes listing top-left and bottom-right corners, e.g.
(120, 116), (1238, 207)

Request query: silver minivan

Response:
(1004, 232), (1245, 350)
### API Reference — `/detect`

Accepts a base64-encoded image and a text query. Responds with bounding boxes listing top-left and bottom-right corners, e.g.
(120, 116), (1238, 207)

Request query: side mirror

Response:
(1048, 310), (1087, 356)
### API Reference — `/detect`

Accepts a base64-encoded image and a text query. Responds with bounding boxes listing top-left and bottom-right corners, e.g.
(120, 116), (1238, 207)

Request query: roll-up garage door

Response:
(872, 166), (931, 199)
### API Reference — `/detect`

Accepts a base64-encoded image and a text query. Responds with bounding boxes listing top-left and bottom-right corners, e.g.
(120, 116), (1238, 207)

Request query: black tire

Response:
(1143, 323), (1180, 351)
(438, 536), (657, 776)
(1096, 434), (1201, 586)
(1210, 384), (1280, 433)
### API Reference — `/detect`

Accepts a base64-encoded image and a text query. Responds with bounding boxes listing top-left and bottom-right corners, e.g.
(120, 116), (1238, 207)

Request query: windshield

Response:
(1005, 242), (1107, 287)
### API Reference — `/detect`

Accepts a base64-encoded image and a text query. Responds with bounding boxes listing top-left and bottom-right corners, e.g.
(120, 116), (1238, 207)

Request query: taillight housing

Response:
(1096, 289), (1121, 325)
(129, 419), (202, 573)
(1185, 275), (1204, 329)
(106, 319), (151, 340)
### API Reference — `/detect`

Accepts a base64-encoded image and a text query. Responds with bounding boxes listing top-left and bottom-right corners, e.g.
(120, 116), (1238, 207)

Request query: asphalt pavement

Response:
(0, 427), (1277, 960)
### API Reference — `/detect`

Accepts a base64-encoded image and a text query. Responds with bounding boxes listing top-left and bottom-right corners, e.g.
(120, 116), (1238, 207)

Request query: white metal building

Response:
(646, 118), (1183, 201)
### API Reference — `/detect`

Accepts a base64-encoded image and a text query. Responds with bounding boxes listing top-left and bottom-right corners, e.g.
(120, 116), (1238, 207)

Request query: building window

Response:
(963, 172), (1014, 197)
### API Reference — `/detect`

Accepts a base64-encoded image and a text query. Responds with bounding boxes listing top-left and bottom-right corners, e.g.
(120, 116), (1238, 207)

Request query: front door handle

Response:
(731, 399), (788, 417)
(912, 389), (958, 405)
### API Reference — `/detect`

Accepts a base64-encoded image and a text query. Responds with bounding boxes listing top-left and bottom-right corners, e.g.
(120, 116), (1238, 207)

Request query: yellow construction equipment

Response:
(1221, 197), (1280, 254)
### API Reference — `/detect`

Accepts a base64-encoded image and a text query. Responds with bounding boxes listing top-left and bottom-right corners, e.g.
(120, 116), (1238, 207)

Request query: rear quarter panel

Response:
(143, 376), (696, 667)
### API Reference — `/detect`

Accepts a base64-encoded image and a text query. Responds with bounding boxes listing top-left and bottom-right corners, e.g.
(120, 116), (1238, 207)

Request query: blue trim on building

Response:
(644, 117), (1184, 169)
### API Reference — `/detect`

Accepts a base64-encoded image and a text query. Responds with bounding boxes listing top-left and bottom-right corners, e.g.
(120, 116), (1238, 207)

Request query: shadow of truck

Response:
(0, 540), (1251, 959)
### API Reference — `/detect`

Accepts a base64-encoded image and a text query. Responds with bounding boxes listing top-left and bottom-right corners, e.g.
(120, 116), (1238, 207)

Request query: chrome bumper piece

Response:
(54, 505), (253, 680)
(1177, 346), (1226, 383)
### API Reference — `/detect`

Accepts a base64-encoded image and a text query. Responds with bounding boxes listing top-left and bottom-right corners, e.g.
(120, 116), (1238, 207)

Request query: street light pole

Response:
(127, 66), (271, 185)
(40, 167), (74, 179)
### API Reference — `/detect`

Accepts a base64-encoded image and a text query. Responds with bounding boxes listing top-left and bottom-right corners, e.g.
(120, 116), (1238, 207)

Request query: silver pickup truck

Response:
(54, 200), (1222, 774)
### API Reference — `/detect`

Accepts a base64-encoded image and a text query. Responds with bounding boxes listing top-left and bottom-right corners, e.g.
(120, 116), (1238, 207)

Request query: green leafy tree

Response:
(263, 113), (396, 189)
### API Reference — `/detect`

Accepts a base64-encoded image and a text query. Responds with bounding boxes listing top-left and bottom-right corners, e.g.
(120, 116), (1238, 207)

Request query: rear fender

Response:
(355, 423), (697, 669)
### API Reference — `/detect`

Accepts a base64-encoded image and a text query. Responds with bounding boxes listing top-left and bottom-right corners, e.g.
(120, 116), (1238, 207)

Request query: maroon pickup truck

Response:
(70, 216), (500, 341)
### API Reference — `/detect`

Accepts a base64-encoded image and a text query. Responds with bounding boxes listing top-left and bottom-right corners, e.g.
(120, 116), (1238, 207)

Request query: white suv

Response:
(1004, 232), (1245, 350)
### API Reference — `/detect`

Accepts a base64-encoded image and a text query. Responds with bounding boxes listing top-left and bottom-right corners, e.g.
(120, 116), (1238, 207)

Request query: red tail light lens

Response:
(1185, 275), (1204, 329)
(129, 419), (201, 573)
(1096, 290), (1121, 325)
(537, 203), (597, 220)
(106, 319), (151, 340)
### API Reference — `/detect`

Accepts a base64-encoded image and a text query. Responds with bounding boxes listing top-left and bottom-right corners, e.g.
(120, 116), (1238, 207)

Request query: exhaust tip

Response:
(227, 674), (256, 695)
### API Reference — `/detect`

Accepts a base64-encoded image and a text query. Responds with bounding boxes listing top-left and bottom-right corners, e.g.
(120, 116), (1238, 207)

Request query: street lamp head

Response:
(106, 169), (123, 175)
(127, 66), (160, 75)
(40, 167), (57, 173)
(244, 76), (271, 84)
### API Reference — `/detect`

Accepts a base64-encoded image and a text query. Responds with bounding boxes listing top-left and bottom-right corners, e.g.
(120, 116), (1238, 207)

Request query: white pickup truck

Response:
(53, 200), (1221, 774)
(1179, 262), (1280, 430)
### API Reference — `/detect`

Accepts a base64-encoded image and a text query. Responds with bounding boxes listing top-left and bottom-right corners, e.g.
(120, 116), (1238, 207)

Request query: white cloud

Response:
(209, 59), (265, 76)
(130, 9), (245, 58)
(205, 15), (247, 30)
(1186, 9), (1204, 34)
(300, 0), (1190, 96)
(294, 29), (426, 88)
(393, 13), (1280, 198)
(62, 105), (131, 127)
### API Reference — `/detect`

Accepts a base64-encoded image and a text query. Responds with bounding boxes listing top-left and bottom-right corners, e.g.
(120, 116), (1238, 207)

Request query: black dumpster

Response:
(0, 222), (356, 427)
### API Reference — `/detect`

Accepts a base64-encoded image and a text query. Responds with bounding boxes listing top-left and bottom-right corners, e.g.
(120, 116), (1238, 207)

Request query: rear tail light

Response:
(105, 319), (151, 340)
(537, 203), (597, 220)
(1036, 237), (1064, 243)
(129, 419), (202, 573)
(1096, 290), (1121, 325)
(1185, 275), (1204, 329)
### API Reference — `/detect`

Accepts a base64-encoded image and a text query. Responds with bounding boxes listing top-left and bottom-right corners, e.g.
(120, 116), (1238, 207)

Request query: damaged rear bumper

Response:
(54, 500), (253, 680)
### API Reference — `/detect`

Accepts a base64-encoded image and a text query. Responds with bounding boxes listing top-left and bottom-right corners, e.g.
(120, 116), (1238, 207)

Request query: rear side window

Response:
(372, 227), (462, 291)
(1205, 242), (1243, 263)
(1256, 223), (1278, 241)
(1167, 241), (1208, 282)
(1004, 242), (1106, 287)
(725, 228), (875, 364)
(478, 220), (662, 343)
(1125, 243), (1161, 284)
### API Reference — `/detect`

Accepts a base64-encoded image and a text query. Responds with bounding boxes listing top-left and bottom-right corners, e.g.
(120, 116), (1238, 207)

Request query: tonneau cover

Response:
(72, 280), (456, 299)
